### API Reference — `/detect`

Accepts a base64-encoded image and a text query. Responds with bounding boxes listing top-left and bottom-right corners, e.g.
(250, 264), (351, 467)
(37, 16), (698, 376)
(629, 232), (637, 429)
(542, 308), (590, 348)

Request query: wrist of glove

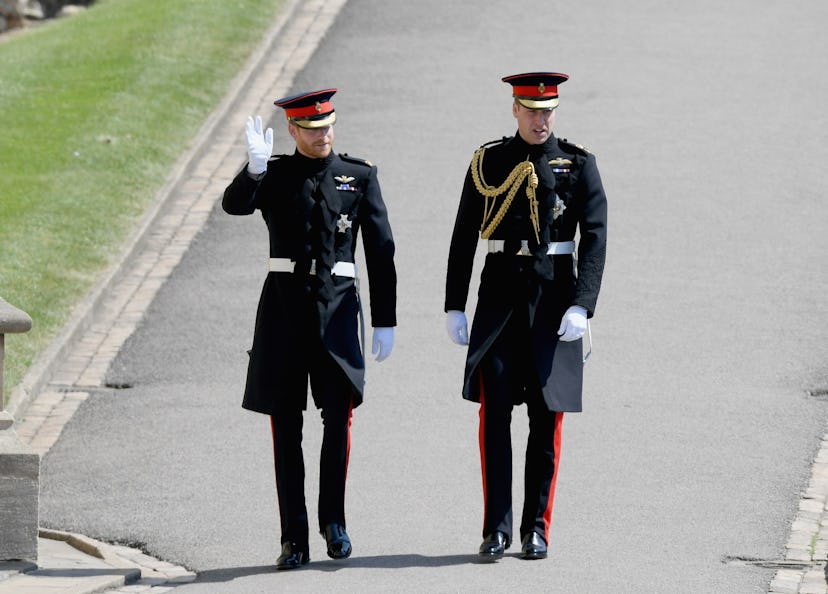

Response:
(371, 327), (394, 362)
(446, 310), (469, 346)
(245, 115), (273, 175)
(557, 305), (587, 342)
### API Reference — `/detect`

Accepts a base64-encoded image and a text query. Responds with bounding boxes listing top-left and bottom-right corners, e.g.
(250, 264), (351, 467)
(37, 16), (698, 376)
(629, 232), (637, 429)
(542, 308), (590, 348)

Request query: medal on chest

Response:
(552, 195), (566, 220)
(336, 213), (353, 233)
(334, 174), (357, 192)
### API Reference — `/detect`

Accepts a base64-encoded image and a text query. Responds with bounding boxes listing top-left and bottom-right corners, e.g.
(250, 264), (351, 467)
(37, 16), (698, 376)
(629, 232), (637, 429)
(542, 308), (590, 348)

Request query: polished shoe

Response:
(275, 541), (309, 570)
(478, 531), (510, 561)
(520, 532), (547, 560)
(322, 523), (352, 559)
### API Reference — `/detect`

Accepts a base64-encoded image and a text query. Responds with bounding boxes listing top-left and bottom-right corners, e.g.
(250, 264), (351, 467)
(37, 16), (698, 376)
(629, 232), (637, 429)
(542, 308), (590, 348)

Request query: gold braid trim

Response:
(471, 147), (540, 242)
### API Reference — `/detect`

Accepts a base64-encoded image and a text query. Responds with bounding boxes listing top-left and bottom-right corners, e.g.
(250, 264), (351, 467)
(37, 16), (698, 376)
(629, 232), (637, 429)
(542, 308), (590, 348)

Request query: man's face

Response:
(289, 122), (335, 158)
(512, 102), (556, 145)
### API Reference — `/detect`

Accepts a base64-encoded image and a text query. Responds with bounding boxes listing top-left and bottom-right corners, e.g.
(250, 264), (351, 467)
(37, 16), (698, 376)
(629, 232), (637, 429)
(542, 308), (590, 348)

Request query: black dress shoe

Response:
(520, 532), (547, 560)
(478, 531), (510, 560)
(322, 523), (352, 559)
(275, 541), (309, 570)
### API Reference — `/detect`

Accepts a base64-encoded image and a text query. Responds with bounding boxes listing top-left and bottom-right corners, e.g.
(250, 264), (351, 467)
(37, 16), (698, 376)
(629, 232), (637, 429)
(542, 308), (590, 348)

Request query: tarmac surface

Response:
(3, 0), (828, 592)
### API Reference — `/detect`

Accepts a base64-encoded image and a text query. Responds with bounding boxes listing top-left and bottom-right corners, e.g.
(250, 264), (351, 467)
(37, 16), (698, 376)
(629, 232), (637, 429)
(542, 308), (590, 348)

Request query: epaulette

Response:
(558, 138), (591, 156)
(478, 136), (510, 150)
(339, 153), (373, 167)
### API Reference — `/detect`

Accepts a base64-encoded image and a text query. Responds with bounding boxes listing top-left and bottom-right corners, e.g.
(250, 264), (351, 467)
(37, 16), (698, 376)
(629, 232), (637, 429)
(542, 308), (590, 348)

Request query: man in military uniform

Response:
(444, 72), (607, 561)
(223, 89), (396, 570)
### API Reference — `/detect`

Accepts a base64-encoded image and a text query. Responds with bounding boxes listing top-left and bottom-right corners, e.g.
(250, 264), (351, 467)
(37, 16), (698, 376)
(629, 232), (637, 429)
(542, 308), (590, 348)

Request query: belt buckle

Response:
(516, 240), (531, 256)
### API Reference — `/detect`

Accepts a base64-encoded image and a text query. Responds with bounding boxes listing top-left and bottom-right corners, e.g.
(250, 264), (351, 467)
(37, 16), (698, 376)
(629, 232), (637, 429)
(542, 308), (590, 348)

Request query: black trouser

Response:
(269, 330), (355, 546)
(478, 305), (564, 545)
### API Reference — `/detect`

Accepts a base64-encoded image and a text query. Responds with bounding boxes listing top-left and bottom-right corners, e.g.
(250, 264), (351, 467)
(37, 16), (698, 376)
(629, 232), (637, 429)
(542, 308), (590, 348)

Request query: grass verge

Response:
(0, 0), (285, 406)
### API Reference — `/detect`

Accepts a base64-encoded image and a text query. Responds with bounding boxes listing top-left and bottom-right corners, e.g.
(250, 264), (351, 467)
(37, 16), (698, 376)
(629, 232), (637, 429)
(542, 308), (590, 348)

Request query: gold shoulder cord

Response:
(471, 148), (540, 242)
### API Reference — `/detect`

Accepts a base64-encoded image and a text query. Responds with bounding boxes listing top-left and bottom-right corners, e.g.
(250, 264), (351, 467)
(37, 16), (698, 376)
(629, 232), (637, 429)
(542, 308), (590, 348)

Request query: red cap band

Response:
(285, 100), (334, 119)
(512, 84), (558, 98)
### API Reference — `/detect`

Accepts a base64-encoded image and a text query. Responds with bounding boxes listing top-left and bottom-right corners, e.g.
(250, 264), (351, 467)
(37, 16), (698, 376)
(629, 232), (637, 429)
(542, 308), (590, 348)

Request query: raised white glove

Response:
(557, 305), (587, 342)
(245, 115), (273, 175)
(371, 327), (394, 362)
(446, 310), (469, 346)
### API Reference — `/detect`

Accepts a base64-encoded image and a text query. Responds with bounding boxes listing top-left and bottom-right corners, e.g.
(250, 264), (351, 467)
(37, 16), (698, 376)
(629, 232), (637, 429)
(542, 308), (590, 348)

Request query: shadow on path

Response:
(193, 553), (478, 582)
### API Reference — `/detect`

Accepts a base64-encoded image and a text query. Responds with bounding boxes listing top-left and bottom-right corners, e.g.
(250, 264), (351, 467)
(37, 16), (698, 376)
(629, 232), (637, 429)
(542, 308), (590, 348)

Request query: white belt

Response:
(268, 258), (356, 278)
(487, 240), (575, 255)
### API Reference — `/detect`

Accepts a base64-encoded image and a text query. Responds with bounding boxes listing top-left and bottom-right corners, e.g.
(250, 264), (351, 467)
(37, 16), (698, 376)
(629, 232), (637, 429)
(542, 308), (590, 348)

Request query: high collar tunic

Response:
(224, 150), (396, 413)
(445, 133), (607, 412)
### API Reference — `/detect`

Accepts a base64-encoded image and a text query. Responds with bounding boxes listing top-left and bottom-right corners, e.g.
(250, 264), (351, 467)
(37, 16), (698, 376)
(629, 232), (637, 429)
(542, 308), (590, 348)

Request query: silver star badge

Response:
(552, 195), (566, 220)
(336, 213), (353, 233)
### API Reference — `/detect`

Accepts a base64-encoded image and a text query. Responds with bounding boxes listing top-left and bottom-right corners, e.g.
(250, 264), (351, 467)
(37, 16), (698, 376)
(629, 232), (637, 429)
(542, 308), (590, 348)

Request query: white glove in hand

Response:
(557, 305), (587, 342)
(446, 310), (469, 346)
(372, 327), (394, 362)
(245, 115), (273, 175)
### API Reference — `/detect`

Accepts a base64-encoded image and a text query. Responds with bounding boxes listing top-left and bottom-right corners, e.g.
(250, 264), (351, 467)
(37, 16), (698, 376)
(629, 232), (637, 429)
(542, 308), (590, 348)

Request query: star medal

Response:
(336, 213), (353, 233)
(552, 195), (566, 220)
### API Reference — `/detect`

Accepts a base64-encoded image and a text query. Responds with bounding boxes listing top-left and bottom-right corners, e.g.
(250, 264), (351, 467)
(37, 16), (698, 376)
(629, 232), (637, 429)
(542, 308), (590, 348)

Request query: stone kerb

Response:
(0, 296), (39, 563)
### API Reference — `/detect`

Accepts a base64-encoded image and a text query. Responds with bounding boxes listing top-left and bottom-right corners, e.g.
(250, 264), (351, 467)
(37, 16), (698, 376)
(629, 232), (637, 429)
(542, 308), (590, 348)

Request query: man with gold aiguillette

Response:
(444, 72), (608, 561)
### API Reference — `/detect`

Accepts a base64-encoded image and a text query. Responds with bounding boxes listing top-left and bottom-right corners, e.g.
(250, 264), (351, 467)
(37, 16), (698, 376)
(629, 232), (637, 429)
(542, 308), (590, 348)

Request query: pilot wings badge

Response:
(334, 175), (357, 191)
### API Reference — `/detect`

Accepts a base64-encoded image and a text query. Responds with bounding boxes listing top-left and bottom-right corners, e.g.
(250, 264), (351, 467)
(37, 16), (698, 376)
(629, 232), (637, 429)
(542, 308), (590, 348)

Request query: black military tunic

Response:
(223, 150), (397, 414)
(445, 132), (607, 413)
(446, 131), (607, 543)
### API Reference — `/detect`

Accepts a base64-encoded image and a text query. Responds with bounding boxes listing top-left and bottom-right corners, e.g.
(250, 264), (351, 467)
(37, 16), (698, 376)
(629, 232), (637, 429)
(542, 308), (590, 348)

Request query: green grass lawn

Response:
(0, 0), (284, 406)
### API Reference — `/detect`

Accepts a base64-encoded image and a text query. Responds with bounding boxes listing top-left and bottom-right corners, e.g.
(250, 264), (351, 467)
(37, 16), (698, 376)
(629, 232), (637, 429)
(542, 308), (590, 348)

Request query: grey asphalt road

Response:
(39, 0), (828, 592)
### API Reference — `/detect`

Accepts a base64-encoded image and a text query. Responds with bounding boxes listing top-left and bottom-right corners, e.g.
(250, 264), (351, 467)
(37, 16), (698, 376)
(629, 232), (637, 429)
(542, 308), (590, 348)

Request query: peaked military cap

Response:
(274, 88), (337, 129)
(502, 72), (569, 110)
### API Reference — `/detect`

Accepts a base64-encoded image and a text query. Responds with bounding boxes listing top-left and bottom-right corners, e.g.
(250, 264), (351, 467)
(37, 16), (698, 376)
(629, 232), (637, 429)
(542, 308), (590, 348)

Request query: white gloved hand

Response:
(245, 115), (273, 175)
(371, 327), (394, 362)
(446, 310), (469, 346)
(557, 305), (588, 342)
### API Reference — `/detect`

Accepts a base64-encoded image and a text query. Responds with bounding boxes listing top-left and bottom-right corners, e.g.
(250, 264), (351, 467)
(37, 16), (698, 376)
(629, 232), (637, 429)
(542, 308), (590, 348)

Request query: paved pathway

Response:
(2, 0), (346, 591)
(3, 0), (828, 592)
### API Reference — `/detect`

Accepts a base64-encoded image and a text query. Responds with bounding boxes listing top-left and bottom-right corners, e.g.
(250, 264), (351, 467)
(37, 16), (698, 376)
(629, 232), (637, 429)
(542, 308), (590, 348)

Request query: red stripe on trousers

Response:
(477, 374), (487, 531)
(345, 401), (353, 484)
(543, 412), (564, 543)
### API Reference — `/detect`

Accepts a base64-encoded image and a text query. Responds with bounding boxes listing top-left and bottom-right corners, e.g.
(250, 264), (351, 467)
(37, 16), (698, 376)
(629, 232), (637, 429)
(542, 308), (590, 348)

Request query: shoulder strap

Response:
(478, 136), (510, 150)
(558, 137), (591, 156)
(338, 153), (373, 168)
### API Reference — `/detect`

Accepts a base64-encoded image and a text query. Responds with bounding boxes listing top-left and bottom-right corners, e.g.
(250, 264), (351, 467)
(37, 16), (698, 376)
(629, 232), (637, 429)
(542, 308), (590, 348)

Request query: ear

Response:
(287, 122), (297, 139)
(512, 101), (519, 119)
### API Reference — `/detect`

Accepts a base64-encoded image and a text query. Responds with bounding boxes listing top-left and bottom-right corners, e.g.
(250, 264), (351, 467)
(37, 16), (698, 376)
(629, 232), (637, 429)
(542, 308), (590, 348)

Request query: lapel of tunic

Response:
(315, 170), (342, 228)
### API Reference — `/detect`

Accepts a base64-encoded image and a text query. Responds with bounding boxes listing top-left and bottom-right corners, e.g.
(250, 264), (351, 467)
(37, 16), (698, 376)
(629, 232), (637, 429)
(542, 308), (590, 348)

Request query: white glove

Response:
(446, 310), (469, 346)
(557, 305), (587, 342)
(245, 115), (273, 175)
(371, 327), (394, 362)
